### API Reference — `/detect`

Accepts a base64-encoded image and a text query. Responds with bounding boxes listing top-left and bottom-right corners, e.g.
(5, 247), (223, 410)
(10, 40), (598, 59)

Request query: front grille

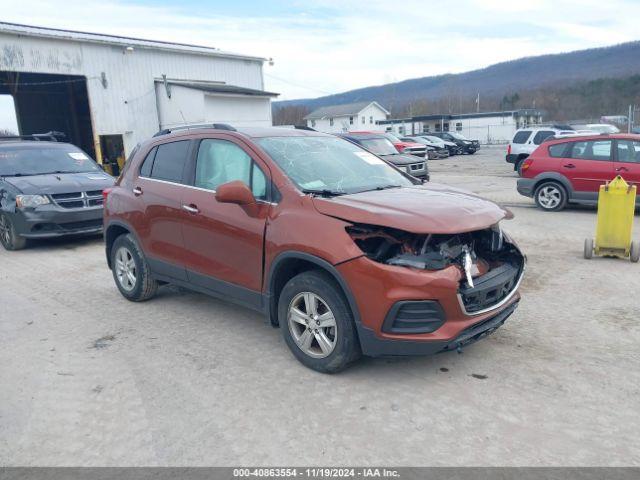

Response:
(51, 190), (104, 209)
(459, 262), (522, 314)
(383, 300), (445, 334)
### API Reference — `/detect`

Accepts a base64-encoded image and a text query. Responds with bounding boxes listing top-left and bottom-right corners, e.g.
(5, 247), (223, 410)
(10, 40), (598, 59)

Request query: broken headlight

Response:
(16, 194), (50, 208)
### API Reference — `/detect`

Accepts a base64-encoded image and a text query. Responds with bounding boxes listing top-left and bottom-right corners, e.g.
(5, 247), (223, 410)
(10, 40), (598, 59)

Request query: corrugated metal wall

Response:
(0, 32), (265, 157)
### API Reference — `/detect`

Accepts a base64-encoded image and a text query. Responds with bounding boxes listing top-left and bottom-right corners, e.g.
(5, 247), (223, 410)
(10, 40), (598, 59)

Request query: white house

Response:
(0, 22), (276, 166)
(304, 101), (389, 133)
(379, 109), (544, 144)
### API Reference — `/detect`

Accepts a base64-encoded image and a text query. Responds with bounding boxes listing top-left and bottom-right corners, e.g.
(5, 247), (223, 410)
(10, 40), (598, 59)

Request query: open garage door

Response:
(0, 71), (96, 159)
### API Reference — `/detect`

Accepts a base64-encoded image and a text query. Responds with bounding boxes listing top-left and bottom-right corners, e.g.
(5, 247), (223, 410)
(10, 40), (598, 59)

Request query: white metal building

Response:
(304, 101), (389, 133)
(379, 109), (544, 144)
(0, 22), (276, 166)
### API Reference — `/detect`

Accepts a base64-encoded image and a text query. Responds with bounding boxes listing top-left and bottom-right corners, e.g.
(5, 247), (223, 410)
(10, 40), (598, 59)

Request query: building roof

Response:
(379, 109), (544, 124)
(156, 79), (278, 97)
(304, 101), (390, 120)
(0, 22), (266, 62)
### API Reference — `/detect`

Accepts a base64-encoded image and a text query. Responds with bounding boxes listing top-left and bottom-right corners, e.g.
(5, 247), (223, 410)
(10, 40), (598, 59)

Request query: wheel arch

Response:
(266, 251), (362, 328)
(105, 220), (141, 269)
(532, 172), (573, 197)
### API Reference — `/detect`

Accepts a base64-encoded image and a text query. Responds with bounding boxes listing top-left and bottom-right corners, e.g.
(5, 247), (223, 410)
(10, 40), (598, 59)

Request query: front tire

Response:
(534, 181), (568, 211)
(278, 270), (360, 373)
(0, 212), (27, 251)
(111, 233), (158, 301)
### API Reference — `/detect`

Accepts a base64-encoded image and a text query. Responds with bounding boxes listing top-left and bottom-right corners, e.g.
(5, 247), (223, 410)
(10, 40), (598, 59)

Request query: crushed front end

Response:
(337, 223), (525, 356)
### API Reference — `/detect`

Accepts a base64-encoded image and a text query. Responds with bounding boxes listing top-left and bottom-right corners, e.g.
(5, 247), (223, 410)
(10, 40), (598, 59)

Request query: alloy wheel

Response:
(287, 292), (337, 358)
(537, 185), (562, 209)
(114, 246), (137, 292)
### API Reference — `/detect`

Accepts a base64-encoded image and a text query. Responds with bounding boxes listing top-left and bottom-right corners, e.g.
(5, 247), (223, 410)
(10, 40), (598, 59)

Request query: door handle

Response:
(133, 187), (143, 196)
(615, 166), (629, 172)
(563, 163), (576, 169)
(182, 204), (199, 214)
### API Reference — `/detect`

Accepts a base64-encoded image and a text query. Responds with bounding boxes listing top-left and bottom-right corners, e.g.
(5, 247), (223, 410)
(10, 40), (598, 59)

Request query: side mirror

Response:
(215, 180), (256, 205)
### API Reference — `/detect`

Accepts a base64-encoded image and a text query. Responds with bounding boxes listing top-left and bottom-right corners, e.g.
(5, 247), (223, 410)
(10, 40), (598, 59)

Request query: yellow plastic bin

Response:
(584, 175), (639, 262)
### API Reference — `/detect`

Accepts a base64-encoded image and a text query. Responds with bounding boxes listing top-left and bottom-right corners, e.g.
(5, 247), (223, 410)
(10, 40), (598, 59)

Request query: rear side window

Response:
(139, 147), (157, 177)
(512, 131), (531, 144)
(548, 143), (568, 158)
(569, 140), (612, 161)
(616, 140), (640, 163)
(150, 140), (190, 183)
(532, 130), (554, 145)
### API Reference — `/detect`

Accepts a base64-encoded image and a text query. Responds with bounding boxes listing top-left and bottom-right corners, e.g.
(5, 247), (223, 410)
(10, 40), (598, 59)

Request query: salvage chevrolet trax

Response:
(104, 125), (525, 373)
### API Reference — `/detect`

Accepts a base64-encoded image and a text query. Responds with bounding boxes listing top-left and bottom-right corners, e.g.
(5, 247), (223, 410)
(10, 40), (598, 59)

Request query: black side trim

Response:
(146, 256), (188, 282)
(382, 300), (445, 334)
(187, 269), (263, 312)
(358, 301), (518, 357)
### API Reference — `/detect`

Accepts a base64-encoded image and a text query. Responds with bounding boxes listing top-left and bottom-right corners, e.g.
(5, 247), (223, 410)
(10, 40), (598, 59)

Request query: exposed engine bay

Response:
(346, 223), (524, 290)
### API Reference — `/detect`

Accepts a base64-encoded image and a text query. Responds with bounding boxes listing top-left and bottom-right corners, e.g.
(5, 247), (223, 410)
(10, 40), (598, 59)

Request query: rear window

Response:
(512, 131), (531, 144)
(548, 143), (568, 158)
(150, 141), (191, 183)
(532, 130), (555, 145)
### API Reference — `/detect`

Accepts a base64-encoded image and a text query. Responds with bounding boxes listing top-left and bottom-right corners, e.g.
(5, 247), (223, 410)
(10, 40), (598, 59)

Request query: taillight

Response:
(521, 158), (533, 171)
(507, 144), (511, 155)
(102, 188), (113, 202)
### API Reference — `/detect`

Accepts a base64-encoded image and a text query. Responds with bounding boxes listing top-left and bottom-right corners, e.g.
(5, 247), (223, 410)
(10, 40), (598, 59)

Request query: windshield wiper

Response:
(355, 184), (403, 193)
(301, 188), (345, 197)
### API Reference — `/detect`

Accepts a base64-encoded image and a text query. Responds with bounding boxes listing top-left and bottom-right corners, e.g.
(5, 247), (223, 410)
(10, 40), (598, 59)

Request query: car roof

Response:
(545, 133), (640, 144)
(337, 132), (388, 141)
(0, 140), (74, 149)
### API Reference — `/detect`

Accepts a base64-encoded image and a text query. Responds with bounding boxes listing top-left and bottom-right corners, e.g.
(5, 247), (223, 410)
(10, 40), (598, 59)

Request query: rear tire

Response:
(278, 270), (361, 373)
(110, 233), (158, 301)
(630, 240), (640, 263)
(534, 181), (568, 211)
(0, 212), (27, 251)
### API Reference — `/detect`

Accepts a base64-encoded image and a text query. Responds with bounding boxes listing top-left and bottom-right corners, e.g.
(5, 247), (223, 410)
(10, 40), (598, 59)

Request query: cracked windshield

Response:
(257, 136), (415, 195)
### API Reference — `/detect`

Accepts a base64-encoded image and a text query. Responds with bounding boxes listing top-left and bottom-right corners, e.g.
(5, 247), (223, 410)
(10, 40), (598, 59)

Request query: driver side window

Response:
(195, 139), (267, 200)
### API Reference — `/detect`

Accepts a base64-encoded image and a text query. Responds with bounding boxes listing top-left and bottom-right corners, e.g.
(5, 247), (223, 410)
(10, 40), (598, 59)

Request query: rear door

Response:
(524, 130), (554, 155)
(614, 139), (640, 186)
(134, 139), (193, 280)
(180, 136), (271, 305)
(562, 139), (615, 193)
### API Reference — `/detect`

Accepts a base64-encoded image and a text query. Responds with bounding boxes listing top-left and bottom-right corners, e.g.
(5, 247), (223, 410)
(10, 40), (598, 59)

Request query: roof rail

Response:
(153, 123), (237, 137)
(0, 131), (66, 142)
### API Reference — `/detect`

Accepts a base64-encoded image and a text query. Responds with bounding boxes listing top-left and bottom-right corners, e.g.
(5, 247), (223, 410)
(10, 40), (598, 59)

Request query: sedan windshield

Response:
(0, 144), (101, 176)
(448, 132), (468, 140)
(257, 136), (415, 195)
(358, 138), (399, 156)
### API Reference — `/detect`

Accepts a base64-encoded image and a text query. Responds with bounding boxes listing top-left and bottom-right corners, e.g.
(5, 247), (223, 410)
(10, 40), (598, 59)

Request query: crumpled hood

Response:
(312, 183), (510, 234)
(3, 171), (115, 194)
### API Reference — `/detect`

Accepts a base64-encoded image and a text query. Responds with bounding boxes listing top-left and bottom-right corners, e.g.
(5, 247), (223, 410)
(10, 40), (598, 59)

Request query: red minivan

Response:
(517, 134), (640, 210)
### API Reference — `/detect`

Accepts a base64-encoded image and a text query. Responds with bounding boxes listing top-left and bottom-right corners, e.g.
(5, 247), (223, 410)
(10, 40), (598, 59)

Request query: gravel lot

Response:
(1, 146), (639, 466)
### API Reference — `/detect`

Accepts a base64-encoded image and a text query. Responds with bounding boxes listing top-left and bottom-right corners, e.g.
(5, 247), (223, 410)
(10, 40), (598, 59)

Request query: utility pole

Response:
(476, 92), (480, 113)
(629, 105), (633, 133)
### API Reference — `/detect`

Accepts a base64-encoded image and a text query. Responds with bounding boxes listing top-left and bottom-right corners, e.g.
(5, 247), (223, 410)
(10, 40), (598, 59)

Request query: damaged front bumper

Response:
(337, 224), (525, 357)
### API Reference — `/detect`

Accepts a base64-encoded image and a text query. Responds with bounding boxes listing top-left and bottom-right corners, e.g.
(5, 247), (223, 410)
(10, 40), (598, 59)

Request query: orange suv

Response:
(104, 125), (525, 372)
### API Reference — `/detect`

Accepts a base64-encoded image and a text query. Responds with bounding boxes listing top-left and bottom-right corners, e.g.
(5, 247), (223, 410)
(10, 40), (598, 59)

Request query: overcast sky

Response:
(1, 0), (639, 129)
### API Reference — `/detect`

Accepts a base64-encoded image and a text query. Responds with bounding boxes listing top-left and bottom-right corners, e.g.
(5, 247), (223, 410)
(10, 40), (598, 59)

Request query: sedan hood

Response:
(379, 153), (425, 165)
(3, 171), (115, 195)
(312, 184), (509, 234)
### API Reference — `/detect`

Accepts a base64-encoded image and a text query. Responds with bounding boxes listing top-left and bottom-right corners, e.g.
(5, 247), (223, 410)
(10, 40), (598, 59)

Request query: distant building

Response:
(0, 22), (277, 165)
(379, 109), (544, 144)
(304, 101), (389, 133)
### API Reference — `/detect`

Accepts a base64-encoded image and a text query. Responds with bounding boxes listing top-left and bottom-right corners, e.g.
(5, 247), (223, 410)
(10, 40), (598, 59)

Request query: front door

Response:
(181, 137), (270, 306)
(614, 139), (640, 187)
(562, 139), (615, 193)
